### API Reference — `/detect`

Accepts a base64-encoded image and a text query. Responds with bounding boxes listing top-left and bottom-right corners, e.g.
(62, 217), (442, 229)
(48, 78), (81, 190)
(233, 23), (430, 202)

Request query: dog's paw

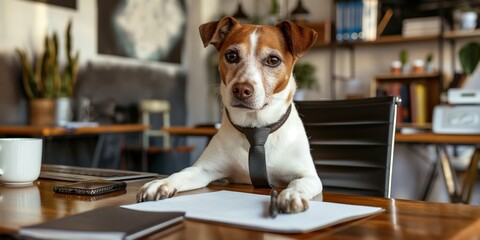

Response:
(136, 179), (178, 202)
(277, 189), (309, 213)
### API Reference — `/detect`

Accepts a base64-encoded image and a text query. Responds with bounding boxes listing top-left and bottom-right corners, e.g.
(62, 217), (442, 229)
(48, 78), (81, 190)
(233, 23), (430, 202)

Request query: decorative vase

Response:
(29, 99), (55, 126)
(294, 89), (306, 101)
(454, 10), (478, 31)
(55, 97), (73, 125)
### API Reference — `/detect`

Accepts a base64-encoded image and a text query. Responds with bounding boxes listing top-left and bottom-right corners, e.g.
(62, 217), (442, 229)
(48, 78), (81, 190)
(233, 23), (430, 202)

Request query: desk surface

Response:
(0, 124), (147, 137)
(164, 126), (480, 144)
(1, 178), (479, 239)
(396, 132), (480, 144)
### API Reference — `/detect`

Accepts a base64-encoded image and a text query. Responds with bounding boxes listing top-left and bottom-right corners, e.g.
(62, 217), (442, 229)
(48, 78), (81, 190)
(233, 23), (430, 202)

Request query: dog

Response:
(137, 16), (322, 213)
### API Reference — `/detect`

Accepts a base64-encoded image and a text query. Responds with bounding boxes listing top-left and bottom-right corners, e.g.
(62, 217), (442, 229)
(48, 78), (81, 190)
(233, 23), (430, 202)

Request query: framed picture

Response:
(97, 0), (186, 64)
(28, 0), (76, 9)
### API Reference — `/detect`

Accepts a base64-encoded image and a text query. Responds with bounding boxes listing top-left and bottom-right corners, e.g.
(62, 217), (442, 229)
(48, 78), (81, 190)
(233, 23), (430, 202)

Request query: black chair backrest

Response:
(295, 96), (399, 198)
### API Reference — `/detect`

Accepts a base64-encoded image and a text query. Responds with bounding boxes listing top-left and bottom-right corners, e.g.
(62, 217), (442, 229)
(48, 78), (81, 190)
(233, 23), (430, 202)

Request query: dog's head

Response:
(199, 17), (317, 112)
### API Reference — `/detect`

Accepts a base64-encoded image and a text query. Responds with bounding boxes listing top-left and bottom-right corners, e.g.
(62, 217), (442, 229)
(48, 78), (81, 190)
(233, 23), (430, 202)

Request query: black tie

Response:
(242, 127), (271, 188)
(226, 105), (292, 188)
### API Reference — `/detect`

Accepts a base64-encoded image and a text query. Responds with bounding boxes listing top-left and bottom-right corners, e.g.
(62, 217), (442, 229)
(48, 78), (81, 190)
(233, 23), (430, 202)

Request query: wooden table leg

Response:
(461, 146), (480, 204)
(438, 144), (463, 203)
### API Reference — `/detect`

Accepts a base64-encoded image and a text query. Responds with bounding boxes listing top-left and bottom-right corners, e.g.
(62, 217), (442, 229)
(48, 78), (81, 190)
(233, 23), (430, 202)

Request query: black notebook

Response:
(19, 206), (185, 240)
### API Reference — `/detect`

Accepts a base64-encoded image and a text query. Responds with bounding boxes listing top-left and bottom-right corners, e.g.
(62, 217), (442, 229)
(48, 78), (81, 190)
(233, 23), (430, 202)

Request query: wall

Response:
(0, 0), (96, 64)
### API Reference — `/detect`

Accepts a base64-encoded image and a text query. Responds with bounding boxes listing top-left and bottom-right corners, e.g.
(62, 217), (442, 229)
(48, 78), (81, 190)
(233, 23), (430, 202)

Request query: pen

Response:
(269, 189), (278, 218)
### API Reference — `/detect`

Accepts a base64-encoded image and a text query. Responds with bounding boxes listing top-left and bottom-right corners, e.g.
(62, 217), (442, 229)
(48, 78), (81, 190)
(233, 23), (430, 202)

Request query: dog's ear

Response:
(275, 20), (318, 58)
(199, 16), (240, 50)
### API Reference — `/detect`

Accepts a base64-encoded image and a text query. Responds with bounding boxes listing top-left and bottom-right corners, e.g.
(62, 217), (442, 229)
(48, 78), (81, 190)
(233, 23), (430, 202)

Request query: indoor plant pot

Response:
(29, 99), (55, 126)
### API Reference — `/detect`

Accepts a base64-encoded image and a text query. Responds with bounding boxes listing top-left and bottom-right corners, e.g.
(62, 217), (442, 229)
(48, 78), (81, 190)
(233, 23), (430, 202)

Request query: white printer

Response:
(432, 88), (480, 134)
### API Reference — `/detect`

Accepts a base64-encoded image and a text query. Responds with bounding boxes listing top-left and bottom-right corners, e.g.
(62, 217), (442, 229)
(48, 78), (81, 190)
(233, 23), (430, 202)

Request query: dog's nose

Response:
(232, 82), (254, 100)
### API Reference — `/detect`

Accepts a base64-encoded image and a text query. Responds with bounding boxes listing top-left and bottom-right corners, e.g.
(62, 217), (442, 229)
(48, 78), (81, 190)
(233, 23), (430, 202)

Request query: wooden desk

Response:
(164, 126), (480, 144)
(1, 178), (479, 239)
(396, 132), (480, 144)
(396, 132), (480, 204)
(0, 124), (148, 168)
(0, 124), (147, 137)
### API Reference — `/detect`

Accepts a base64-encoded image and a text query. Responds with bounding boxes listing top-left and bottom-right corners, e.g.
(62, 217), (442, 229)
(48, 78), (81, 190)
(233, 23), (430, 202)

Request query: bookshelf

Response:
(321, 0), (480, 124)
(372, 73), (441, 124)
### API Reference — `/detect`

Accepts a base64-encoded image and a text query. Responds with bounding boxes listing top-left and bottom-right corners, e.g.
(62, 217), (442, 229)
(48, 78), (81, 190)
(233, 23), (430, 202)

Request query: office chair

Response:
(295, 96), (399, 198)
(123, 99), (193, 172)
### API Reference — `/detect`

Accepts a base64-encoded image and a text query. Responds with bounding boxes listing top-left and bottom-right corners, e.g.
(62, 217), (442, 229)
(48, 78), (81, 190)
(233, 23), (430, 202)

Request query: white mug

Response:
(0, 138), (43, 185)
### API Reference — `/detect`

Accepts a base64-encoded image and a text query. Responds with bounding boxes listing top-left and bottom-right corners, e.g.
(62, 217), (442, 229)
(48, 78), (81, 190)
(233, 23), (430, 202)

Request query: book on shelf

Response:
(403, 16), (443, 29)
(335, 1), (345, 42)
(362, 0), (378, 40)
(403, 28), (442, 37)
(382, 82), (410, 124)
(410, 82), (428, 124)
(19, 206), (185, 240)
(335, 0), (378, 42)
(399, 84), (411, 123)
(378, 80), (434, 124)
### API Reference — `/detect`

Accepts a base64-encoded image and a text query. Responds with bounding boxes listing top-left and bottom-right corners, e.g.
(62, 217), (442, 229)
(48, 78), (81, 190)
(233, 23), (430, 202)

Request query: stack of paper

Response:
(123, 190), (384, 233)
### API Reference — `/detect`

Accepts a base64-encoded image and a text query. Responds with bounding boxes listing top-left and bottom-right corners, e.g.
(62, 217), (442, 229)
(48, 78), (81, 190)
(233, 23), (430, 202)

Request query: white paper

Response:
(122, 190), (384, 233)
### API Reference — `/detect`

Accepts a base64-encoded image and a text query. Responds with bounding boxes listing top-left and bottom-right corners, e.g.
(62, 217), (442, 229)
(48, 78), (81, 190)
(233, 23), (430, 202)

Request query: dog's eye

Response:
(225, 50), (239, 64)
(264, 56), (281, 67)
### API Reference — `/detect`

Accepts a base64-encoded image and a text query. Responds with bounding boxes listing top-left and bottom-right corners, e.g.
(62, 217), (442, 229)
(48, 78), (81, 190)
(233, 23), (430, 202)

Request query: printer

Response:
(432, 88), (480, 134)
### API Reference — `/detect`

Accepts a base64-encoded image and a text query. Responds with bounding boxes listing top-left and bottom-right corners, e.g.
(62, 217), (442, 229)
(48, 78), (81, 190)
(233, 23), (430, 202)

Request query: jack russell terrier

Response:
(137, 16), (322, 213)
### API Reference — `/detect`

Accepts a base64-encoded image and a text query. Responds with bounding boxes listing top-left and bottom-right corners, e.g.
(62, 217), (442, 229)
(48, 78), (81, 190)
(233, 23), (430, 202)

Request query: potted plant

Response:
(425, 53), (434, 73)
(293, 62), (316, 100)
(55, 20), (80, 125)
(459, 41), (480, 76)
(16, 33), (59, 126)
(16, 20), (79, 126)
(400, 49), (409, 73)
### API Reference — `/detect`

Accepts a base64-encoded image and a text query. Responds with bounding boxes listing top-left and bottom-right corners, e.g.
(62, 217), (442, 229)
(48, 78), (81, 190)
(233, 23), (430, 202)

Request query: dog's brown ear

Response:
(275, 20), (318, 58)
(199, 16), (240, 50)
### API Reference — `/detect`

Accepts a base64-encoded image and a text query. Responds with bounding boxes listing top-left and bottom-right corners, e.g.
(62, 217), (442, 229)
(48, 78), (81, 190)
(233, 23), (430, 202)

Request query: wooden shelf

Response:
(443, 29), (480, 40)
(313, 35), (440, 49)
(339, 35), (440, 47)
(314, 29), (480, 49)
(375, 72), (441, 81)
